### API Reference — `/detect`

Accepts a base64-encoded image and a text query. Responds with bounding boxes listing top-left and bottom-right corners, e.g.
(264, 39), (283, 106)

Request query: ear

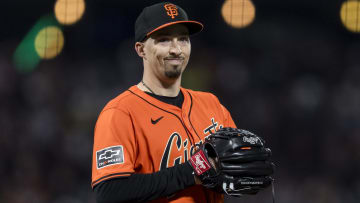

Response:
(135, 42), (146, 59)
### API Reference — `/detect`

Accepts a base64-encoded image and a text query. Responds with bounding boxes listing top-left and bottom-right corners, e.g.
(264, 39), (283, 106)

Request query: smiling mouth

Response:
(164, 58), (184, 64)
(164, 58), (184, 60)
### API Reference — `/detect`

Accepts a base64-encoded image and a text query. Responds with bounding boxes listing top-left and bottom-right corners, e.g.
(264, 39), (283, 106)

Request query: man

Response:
(92, 2), (237, 202)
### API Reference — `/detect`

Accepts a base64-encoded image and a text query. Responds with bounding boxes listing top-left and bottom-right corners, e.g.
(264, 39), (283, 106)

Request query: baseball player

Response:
(92, 2), (274, 203)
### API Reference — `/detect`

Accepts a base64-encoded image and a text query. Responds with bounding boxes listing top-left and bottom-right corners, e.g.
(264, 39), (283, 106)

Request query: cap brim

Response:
(146, 21), (204, 38)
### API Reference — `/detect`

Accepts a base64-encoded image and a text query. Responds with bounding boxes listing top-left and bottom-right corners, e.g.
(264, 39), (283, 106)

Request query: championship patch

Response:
(96, 145), (124, 169)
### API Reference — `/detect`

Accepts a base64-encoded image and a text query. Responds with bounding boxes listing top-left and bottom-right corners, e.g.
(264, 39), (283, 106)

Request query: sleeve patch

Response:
(96, 145), (124, 169)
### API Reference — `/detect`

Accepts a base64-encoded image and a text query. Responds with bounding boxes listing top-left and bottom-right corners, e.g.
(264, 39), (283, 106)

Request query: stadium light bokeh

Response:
(55, 0), (86, 25)
(13, 15), (62, 73)
(35, 26), (65, 59)
(221, 0), (256, 29)
(340, 0), (360, 33)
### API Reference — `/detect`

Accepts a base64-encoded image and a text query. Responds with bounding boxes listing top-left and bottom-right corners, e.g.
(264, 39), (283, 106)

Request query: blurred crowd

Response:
(2, 1), (360, 203)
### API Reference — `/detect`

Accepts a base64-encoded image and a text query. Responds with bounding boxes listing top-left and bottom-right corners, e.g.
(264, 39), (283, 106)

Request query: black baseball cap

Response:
(135, 2), (203, 42)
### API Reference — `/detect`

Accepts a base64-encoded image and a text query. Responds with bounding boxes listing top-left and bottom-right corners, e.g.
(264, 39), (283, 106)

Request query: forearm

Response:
(95, 162), (196, 203)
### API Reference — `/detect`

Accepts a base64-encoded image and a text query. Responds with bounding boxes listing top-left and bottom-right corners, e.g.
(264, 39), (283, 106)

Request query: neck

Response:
(139, 77), (181, 97)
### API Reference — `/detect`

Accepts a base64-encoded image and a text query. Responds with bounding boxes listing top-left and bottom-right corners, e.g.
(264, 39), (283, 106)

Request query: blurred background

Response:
(1, 0), (360, 202)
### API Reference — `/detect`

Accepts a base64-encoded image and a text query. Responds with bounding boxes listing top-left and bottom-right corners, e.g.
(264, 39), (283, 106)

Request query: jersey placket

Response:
(180, 91), (199, 147)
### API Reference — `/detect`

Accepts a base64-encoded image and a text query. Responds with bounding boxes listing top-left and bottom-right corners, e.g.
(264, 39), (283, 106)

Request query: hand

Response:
(193, 157), (217, 185)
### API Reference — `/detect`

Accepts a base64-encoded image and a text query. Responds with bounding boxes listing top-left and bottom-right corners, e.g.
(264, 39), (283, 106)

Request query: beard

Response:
(160, 56), (189, 79)
(165, 66), (182, 78)
(164, 64), (184, 79)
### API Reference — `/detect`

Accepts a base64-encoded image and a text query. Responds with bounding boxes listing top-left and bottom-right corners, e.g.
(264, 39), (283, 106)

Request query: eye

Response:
(157, 37), (170, 43)
(179, 36), (189, 42)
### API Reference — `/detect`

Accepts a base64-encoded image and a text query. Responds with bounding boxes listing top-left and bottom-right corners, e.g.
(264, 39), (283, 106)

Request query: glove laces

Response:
(271, 178), (276, 203)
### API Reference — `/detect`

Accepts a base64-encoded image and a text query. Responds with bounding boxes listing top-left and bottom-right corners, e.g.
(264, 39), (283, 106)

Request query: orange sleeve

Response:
(91, 107), (137, 188)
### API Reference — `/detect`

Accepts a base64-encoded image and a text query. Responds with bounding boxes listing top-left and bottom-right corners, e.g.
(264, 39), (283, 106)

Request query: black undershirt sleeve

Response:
(94, 162), (196, 203)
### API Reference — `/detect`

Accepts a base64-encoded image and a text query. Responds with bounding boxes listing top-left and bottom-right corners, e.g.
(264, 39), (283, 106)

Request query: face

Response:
(140, 24), (191, 80)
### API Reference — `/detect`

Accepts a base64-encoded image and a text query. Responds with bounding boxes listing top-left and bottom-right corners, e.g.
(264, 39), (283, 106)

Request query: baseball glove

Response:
(188, 127), (275, 197)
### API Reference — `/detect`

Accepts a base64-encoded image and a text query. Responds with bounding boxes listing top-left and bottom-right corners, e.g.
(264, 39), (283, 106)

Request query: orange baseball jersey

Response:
(92, 85), (236, 203)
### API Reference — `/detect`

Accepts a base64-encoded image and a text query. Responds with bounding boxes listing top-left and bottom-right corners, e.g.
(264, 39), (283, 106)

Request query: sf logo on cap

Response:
(164, 4), (178, 19)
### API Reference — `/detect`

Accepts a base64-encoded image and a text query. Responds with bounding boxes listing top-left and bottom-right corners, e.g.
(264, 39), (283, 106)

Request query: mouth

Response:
(164, 58), (184, 65)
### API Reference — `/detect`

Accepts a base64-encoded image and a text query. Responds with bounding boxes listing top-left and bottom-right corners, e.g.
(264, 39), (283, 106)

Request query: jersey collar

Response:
(129, 85), (191, 113)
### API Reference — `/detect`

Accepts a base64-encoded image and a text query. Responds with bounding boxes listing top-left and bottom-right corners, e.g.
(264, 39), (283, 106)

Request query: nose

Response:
(169, 39), (182, 55)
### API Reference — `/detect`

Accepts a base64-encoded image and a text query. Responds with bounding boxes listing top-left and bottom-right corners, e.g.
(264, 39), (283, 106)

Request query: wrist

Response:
(194, 174), (202, 185)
